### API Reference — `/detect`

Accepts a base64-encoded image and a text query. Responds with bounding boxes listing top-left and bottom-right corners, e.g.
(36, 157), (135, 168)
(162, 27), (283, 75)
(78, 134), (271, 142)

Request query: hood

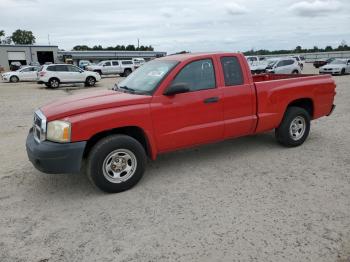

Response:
(40, 90), (152, 120)
(321, 64), (343, 69)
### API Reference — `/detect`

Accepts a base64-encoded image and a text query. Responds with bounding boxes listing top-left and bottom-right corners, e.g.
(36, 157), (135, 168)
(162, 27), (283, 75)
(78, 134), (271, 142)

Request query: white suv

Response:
(38, 64), (101, 88)
(86, 60), (135, 77)
(266, 58), (301, 74)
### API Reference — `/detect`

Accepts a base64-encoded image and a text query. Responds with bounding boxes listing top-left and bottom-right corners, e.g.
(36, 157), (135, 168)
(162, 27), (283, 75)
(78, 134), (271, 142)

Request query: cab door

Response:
(67, 65), (85, 82)
(217, 55), (257, 138)
(151, 58), (224, 152)
(112, 61), (122, 74)
(102, 61), (112, 74)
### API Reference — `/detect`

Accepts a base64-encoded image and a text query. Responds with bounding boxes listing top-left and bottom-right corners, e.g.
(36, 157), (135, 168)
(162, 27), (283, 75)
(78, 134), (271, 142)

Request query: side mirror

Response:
(164, 82), (190, 96)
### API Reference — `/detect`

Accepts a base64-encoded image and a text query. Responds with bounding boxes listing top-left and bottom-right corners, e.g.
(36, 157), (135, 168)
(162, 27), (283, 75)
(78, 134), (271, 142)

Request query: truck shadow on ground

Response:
(25, 131), (288, 196)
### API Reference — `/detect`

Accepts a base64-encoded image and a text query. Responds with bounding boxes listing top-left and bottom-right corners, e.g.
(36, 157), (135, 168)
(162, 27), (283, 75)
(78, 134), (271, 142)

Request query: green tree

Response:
(295, 46), (302, 53)
(0, 30), (4, 38)
(11, 29), (35, 44)
(325, 46), (333, 52)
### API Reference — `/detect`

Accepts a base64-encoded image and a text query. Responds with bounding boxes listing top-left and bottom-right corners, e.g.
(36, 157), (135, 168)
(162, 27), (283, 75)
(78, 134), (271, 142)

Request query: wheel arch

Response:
(83, 126), (154, 160)
(285, 98), (314, 118)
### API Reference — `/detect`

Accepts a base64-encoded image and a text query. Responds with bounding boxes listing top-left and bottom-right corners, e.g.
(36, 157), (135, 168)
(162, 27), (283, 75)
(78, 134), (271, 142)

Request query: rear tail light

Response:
(39, 72), (46, 77)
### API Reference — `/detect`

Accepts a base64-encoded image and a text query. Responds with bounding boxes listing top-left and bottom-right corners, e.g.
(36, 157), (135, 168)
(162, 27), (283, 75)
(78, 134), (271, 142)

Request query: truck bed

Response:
(252, 73), (336, 134)
(252, 73), (316, 82)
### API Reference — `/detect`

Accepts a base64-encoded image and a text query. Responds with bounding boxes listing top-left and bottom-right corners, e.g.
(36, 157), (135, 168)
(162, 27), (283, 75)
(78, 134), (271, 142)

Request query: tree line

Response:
(72, 44), (154, 51)
(244, 41), (350, 56)
(0, 29), (36, 45)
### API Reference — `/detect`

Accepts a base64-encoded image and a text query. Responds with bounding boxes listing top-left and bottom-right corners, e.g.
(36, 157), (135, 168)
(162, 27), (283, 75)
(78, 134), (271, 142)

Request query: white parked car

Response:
(1, 66), (40, 82)
(86, 60), (135, 77)
(319, 59), (350, 75)
(266, 58), (301, 74)
(133, 58), (146, 68)
(37, 64), (101, 88)
(292, 55), (305, 70)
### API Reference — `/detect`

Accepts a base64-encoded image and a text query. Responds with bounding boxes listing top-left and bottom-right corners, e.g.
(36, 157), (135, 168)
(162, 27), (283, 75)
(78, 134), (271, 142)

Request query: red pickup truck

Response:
(26, 52), (336, 193)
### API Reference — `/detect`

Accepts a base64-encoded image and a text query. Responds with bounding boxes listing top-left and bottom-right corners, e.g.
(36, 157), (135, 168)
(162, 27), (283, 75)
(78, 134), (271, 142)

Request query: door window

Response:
(220, 57), (243, 86)
(67, 65), (81, 72)
(171, 59), (215, 92)
(55, 65), (69, 72)
(112, 61), (119, 66)
(20, 67), (33, 72)
(104, 62), (111, 66)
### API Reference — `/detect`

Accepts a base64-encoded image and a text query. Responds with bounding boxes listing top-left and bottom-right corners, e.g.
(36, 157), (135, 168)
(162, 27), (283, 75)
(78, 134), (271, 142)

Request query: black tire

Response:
(87, 135), (146, 193)
(341, 69), (345, 75)
(275, 107), (311, 147)
(124, 69), (132, 77)
(48, 78), (60, 88)
(94, 70), (102, 76)
(292, 70), (299, 74)
(10, 76), (19, 83)
(44, 83), (50, 88)
(85, 76), (96, 87)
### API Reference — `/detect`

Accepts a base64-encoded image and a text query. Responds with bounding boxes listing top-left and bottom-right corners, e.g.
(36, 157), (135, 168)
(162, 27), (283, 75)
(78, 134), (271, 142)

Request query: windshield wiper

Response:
(119, 85), (136, 93)
(113, 84), (135, 93)
(113, 84), (150, 95)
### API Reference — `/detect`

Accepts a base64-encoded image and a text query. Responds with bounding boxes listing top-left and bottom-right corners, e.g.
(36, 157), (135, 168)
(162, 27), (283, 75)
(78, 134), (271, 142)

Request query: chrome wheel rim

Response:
(289, 116), (306, 141)
(88, 78), (95, 85)
(51, 80), (59, 88)
(102, 149), (137, 183)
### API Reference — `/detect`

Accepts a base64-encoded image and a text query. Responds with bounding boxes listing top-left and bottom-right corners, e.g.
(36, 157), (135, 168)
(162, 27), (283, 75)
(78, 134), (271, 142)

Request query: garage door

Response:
(8, 51), (26, 61)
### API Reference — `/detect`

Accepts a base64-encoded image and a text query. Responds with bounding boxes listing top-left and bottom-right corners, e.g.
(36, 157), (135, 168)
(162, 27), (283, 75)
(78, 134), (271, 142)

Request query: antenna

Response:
(48, 34), (51, 45)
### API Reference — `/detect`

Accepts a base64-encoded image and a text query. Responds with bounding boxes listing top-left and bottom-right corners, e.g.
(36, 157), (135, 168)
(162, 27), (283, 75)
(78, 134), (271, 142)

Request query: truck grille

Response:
(33, 110), (47, 143)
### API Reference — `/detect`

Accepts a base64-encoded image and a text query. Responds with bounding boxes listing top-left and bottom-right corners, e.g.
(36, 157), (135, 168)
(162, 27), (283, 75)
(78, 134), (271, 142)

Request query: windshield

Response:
(330, 59), (346, 65)
(266, 59), (278, 67)
(97, 61), (105, 66)
(115, 60), (178, 94)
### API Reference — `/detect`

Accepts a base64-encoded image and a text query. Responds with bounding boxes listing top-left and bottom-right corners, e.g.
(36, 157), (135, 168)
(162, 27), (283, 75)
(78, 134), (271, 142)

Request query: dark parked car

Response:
(313, 58), (335, 68)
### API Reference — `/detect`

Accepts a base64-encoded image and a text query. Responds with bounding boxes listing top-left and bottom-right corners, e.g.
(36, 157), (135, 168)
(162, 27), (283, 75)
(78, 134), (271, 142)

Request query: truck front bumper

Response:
(26, 129), (86, 174)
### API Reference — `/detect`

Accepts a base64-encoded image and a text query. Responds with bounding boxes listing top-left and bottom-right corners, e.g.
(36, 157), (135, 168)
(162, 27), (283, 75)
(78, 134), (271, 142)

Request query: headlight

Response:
(47, 120), (71, 143)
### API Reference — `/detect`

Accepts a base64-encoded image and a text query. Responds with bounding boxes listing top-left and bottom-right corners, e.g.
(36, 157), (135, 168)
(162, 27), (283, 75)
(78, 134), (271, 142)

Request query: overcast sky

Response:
(0, 0), (349, 53)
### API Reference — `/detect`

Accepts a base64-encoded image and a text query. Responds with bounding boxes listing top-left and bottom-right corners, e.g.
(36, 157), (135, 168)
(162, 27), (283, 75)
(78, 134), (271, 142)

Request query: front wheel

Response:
(87, 135), (146, 193)
(124, 69), (132, 77)
(292, 70), (299, 74)
(341, 69), (345, 75)
(10, 76), (19, 83)
(275, 107), (311, 147)
(85, 76), (96, 87)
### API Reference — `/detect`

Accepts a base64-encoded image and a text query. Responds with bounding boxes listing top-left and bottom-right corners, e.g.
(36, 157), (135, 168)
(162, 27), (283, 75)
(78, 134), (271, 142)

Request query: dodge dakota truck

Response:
(26, 52), (336, 193)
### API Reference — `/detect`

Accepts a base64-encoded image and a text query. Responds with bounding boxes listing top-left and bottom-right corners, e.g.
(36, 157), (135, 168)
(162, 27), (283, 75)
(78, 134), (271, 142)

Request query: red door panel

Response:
(151, 88), (224, 152)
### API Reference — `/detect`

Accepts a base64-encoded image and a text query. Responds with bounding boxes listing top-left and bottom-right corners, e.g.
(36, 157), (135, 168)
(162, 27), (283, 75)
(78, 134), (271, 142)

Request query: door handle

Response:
(203, 97), (219, 104)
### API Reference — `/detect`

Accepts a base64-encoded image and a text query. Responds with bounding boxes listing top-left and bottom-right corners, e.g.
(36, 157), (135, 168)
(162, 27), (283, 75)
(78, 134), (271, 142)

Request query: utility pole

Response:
(48, 34), (51, 45)
(137, 38), (140, 49)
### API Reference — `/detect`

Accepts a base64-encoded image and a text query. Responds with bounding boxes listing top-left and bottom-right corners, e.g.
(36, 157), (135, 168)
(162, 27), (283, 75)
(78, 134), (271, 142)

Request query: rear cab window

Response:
(220, 56), (244, 86)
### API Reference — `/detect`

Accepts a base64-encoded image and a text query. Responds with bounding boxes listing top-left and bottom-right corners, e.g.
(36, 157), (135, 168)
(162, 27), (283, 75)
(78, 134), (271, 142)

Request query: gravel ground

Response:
(0, 64), (349, 262)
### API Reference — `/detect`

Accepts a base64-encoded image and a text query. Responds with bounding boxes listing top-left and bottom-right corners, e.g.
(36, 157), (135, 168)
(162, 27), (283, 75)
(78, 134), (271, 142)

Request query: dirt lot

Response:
(0, 64), (349, 262)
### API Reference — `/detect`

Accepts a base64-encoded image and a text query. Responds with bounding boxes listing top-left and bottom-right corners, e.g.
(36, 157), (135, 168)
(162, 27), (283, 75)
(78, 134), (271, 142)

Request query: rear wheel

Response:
(48, 78), (60, 88)
(87, 135), (146, 193)
(85, 76), (96, 87)
(10, 76), (19, 83)
(275, 107), (311, 147)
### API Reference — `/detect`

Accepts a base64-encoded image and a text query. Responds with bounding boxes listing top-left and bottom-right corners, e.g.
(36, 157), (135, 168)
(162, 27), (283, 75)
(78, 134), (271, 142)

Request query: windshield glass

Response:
(97, 61), (105, 66)
(266, 59), (278, 67)
(116, 60), (178, 94)
(330, 59), (346, 65)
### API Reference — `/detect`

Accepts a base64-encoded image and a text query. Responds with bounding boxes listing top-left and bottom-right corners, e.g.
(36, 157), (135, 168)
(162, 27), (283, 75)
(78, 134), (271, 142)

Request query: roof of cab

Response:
(158, 52), (241, 62)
